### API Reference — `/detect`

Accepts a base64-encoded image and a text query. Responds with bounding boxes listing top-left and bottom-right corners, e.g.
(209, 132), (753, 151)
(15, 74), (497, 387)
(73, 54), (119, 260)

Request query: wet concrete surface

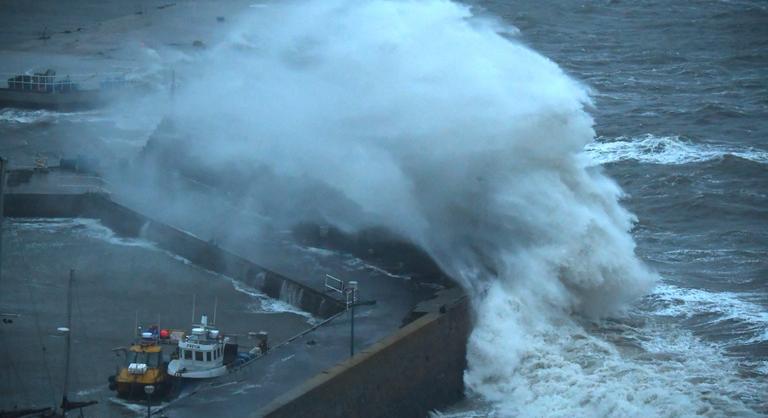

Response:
(0, 217), (311, 417)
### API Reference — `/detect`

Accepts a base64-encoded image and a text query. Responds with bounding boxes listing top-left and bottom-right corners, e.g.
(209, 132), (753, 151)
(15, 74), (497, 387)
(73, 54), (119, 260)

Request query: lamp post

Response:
(0, 157), (5, 287)
(144, 385), (155, 417)
(348, 281), (358, 357)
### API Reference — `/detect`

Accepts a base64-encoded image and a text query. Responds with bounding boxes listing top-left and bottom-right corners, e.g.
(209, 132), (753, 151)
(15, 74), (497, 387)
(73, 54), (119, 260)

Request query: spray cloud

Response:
(167, 0), (667, 414)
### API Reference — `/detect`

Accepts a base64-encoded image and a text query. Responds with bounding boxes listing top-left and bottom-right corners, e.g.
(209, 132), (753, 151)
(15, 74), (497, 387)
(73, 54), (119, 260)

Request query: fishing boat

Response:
(167, 314), (231, 378)
(108, 326), (173, 399)
(167, 314), (268, 379)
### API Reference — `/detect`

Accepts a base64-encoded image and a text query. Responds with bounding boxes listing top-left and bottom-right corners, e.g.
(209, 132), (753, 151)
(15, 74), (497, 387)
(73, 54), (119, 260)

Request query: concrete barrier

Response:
(4, 192), (345, 318)
(256, 292), (470, 418)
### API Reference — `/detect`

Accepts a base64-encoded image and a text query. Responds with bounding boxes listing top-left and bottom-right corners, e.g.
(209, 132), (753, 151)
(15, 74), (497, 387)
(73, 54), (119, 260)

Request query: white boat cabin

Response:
(167, 315), (229, 379)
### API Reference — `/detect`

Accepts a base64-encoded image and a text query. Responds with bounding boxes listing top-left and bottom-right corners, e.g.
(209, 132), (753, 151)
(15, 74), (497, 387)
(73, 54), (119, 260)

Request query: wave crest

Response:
(585, 135), (768, 165)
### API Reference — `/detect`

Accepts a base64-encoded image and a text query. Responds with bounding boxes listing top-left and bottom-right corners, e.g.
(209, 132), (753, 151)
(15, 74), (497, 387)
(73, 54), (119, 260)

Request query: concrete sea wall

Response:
(257, 292), (471, 418)
(4, 192), (345, 318)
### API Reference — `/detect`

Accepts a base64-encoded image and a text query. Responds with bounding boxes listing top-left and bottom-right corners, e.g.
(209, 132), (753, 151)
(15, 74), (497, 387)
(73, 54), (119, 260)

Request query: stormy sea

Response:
(0, 0), (766, 417)
(447, 1), (768, 416)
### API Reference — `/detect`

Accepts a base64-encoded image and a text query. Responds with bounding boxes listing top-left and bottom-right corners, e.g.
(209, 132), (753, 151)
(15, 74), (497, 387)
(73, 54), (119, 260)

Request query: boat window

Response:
(195, 351), (203, 361)
(206, 352), (211, 362)
(147, 351), (161, 367)
(184, 350), (192, 360)
(126, 351), (161, 367)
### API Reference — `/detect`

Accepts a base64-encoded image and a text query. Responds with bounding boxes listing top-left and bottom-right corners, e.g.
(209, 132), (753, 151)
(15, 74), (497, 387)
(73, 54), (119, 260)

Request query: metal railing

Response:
(1, 71), (132, 91)
(324, 274), (358, 310)
(324, 274), (345, 296)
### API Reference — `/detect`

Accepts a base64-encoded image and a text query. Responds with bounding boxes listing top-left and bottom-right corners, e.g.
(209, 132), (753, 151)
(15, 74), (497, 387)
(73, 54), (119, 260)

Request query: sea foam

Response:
(585, 134), (768, 165)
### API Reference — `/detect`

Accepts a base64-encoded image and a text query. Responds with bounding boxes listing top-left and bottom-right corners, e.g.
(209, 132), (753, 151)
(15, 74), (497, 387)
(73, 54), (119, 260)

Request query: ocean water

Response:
(447, 1), (767, 416)
(0, 1), (766, 417)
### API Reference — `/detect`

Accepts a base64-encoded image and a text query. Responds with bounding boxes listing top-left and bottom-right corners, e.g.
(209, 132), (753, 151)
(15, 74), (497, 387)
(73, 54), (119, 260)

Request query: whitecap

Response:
(647, 283), (768, 344)
(0, 108), (107, 124)
(584, 135), (768, 165)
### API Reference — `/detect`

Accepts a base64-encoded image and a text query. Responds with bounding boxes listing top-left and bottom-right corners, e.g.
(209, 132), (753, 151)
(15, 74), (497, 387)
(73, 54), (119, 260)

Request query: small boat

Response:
(108, 326), (173, 399)
(167, 314), (231, 379)
(167, 314), (268, 379)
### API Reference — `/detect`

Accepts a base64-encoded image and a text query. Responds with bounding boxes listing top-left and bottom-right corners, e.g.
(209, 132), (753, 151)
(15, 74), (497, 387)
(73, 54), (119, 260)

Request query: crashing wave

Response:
(153, 0), (765, 415)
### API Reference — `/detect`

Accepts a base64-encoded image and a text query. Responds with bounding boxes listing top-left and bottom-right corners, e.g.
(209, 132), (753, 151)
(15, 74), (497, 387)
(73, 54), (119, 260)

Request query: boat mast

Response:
(0, 157), (5, 287)
(0, 158), (17, 322)
(61, 269), (74, 412)
(56, 269), (97, 415)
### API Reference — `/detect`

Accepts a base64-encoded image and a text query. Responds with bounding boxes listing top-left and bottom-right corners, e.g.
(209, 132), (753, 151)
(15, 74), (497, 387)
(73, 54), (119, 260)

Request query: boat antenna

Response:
(192, 294), (196, 324)
(213, 297), (218, 326)
(134, 310), (139, 338)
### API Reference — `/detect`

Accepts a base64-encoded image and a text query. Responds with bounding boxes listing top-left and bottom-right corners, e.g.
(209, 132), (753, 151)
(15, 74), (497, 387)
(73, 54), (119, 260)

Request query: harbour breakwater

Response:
(4, 175), (471, 417)
(4, 191), (344, 318)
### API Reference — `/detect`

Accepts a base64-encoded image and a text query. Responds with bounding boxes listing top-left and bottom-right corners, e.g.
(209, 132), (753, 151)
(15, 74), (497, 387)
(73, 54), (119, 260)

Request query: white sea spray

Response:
(153, 0), (765, 415)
